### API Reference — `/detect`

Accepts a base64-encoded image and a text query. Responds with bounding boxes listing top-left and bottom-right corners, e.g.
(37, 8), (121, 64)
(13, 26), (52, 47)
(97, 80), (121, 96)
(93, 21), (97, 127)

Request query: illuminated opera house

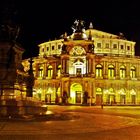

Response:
(22, 20), (140, 105)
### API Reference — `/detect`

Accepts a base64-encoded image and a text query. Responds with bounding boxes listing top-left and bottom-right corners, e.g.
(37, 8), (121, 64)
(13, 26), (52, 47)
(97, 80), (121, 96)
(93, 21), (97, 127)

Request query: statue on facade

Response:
(71, 19), (85, 33)
(71, 19), (87, 40)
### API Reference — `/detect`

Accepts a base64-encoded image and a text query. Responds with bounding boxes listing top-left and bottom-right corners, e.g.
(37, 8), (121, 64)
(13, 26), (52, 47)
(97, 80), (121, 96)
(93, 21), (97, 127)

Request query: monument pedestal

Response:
(0, 98), (48, 116)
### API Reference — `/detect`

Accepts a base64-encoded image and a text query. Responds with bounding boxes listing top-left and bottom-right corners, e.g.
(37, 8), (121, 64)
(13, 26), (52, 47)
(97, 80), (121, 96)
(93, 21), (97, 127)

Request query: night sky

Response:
(1, 0), (140, 59)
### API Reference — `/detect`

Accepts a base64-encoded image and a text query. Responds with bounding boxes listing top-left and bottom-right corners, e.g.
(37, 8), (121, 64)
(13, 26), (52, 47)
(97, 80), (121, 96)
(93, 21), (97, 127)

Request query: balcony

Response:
(69, 74), (83, 77)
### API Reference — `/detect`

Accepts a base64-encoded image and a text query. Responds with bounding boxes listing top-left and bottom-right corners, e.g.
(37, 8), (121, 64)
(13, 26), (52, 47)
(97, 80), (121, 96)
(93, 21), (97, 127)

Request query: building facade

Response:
(22, 20), (140, 105)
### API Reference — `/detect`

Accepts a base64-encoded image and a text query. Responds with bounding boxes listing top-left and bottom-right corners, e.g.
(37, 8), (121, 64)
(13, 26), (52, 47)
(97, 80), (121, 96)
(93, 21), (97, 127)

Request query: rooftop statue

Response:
(72, 19), (85, 33)
(71, 20), (87, 40)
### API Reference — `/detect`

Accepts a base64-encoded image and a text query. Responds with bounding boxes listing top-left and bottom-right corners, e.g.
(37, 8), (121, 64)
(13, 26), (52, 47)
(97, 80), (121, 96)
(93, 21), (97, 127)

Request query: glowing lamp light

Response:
(130, 89), (136, 95)
(118, 89), (125, 95)
(104, 89), (108, 94)
(33, 89), (37, 95)
(45, 110), (53, 115)
(71, 92), (75, 98)
(47, 88), (53, 93)
(37, 88), (42, 93)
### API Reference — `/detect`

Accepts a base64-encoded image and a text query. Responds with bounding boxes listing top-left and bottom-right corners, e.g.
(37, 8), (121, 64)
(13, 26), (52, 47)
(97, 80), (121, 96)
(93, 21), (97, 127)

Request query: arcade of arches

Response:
(22, 20), (140, 105)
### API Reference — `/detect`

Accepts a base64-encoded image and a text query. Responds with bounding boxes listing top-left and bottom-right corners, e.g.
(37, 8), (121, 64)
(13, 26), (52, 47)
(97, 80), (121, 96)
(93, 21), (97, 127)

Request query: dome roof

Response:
(72, 32), (87, 40)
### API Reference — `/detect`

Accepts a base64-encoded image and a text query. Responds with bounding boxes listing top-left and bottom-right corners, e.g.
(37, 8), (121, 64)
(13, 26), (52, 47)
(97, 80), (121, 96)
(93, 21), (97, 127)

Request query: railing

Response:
(69, 74), (92, 77)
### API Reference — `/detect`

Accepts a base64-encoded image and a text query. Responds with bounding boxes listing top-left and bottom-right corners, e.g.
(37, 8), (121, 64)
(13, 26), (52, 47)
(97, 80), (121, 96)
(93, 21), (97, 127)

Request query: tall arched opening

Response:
(70, 83), (83, 104)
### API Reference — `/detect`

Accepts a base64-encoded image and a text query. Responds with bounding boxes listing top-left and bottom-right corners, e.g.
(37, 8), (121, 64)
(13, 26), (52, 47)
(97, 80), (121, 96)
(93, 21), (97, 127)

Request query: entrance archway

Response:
(119, 88), (126, 104)
(130, 89), (136, 104)
(96, 88), (103, 105)
(70, 83), (82, 104)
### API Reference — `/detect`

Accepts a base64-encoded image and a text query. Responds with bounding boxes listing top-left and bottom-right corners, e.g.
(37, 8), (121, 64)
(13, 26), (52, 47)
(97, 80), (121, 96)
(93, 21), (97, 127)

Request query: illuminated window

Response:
(96, 64), (103, 78)
(105, 43), (109, 49)
(108, 65), (115, 78)
(130, 66), (136, 78)
(97, 43), (102, 48)
(96, 88), (102, 94)
(47, 65), (53, 78)
(120, 65), (126, 79)
(109, 88), (114, 93)
(38, 64), (43, 77)
(113, 44), (117, 49)
(57, 65), (61, 77)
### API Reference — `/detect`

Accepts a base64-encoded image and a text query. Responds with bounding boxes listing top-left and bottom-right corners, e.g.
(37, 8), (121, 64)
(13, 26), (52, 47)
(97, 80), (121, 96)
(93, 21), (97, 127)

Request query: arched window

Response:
(109, 88), (114, 93)
(96, 88), (102, 94)
(96, 64), (103, 78)
(38, 64), (43, 77)
(130, 66), (136, 78)
(130, 89), (136, 104)
(47, 65), (53, 78)
(108, 65), (115, 78)
(57, 65), (61, 77)
(120, 65), (126, 79)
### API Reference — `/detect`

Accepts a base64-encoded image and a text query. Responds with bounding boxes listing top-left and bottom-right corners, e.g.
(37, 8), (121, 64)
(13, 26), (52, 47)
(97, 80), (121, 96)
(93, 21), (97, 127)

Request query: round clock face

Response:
(70, 46), (86, 55)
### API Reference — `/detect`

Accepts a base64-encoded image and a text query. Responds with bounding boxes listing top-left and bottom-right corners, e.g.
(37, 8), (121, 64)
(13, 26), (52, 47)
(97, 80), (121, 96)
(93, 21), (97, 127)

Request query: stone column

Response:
(44, 63), (46, 78)
(103, 61), (107, 79)
(115, 61), (119, 79)
(86, 58), (89, 75)
(126, 62), (130, 80)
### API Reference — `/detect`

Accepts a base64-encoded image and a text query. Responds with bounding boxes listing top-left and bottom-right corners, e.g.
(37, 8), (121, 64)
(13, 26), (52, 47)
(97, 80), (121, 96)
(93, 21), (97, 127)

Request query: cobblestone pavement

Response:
(1, 105), (140, 140)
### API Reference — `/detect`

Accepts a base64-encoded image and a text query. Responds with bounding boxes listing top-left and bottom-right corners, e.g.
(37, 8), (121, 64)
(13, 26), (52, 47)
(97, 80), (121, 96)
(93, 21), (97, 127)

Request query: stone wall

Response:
(0, 99), (48, 116)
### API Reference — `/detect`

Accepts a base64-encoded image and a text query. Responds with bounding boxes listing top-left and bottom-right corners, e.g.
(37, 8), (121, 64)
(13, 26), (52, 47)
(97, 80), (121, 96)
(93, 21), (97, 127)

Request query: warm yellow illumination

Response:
(47, 65), (53, 78)
(120, 65), (126, 79)
(38, 64), (44, 77)
(130, 89), (136, 95)
(45, 110), (53, 115)
(104, 89), (109, 94)
(118, 89), (125, 95)
(70, 83), (82, 104)
(108, 65), (114, 78)
(57, 65), (61, 77)
(130, 66), (136, 78)
(96, 64), (103, 77)
(24, 22), (139, 106)
(70, 46), (86, 56)
(71, 92), (75, 98)
(47, 88), (53, 94)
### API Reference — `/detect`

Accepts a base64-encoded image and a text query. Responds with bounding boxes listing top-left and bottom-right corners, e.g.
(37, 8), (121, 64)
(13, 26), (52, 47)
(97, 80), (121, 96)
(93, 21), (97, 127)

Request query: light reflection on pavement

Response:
(1, 105), (140, 140)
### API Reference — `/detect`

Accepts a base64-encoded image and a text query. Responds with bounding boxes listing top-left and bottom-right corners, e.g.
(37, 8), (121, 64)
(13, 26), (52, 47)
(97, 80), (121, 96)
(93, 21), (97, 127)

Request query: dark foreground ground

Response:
(1, 105), (140, 140)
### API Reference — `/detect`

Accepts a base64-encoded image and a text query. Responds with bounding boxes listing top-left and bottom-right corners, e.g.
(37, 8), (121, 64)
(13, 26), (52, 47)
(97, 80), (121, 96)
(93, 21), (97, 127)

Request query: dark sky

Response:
(1, 0), (140, 59)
